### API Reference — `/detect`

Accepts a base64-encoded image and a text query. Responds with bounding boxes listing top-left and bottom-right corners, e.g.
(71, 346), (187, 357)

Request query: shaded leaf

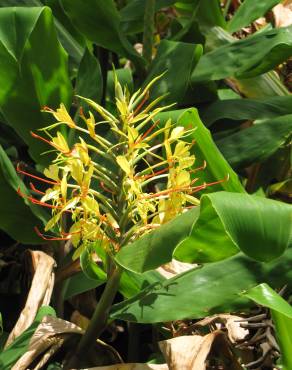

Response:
(111, 247), (292, 323)
(0, 6), (72, 164)
(192, 26), (292, 81)
(0, 145), (44, 243)
(61, 0), (144, 70)
(202, 95), (292, 126)
(144, 40), (202, 105)
(227, 0), (281, 33)
(75, 48), (103, 104)
(216, 114), (292, 169)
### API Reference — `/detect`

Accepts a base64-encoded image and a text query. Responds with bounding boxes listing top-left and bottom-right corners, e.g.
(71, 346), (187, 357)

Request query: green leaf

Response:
(227, 0), (281, 33)
(195, 0), (226, 32)
(80, 247), (107, 282)
(244, 284), (292, 370)
(0, 6), (72, 164)
(176, 192), (292, 263)
(116, 208), (200, 273)
(244, 283), (292, 319)
(119, 270), (165, 299)
(62, 271), (105, 300)
(75, 48), (103, 103)
(0, 306), (55, 369)
(116, 192), (291, 273)
(0, 145), (45, 243)
(111, 247), (292, 323)
(192, 26), (292, 81)
(144, 40), (203, 105)
(157, 108), (244, 193)
(0, 0), (84, 66)
(216, 114), (292, 169)
(120, 0), (175, 34)
(177, 109), (244, 193)
(61, 0), (144, 70)
(202, 96), (292, 126)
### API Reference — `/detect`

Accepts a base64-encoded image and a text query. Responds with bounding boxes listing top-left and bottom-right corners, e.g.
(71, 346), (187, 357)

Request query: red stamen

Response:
(135, 166), (169, 180)
(31, 131), (68, 154)
(60, 229), (81, 237)
(79, 106), (85, 118)
(100, 181), (115, 194)
(17, 163), (59, 185)
(141, 175), (229, 199)
(34, 226), (71, 241)
(138, 119), (160, 143)
(29, 182), (45, 195)
(190, 161), (207, 174)
(42, 106), (54, 112)
(133, 90), (150, 116)
(190, 178), (199, 185)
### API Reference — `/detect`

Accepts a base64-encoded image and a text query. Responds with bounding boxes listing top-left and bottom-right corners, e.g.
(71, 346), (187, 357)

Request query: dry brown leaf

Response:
(12, 315), (83, 370)
(157, 259), (195, 279)
(273, 0), (292, 27)
(194, 314), (249, 343)
(159, 332), (243, 370)
(5, 250), (56, 348)
(83, 365), (168, 370)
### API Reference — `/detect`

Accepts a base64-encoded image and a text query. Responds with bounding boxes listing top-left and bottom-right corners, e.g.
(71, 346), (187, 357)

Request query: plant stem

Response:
(143, 0), (156, 66)
(64, 265), (121, 368)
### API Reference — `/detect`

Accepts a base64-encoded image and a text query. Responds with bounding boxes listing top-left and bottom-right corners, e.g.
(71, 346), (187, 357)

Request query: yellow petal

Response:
(170, 126), (184, 140)
(52, 132), (70, 153)
(116, 155), (131, 175)
(44, 164), (59, 181)
(53, 103), (76, 128)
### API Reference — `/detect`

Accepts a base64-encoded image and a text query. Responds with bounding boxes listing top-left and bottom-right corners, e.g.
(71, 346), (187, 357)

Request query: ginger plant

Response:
(17, 74), (222, 366)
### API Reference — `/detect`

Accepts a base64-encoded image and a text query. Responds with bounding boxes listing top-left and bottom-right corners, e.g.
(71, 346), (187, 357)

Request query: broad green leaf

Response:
(110, 248), (292, 323)
(144, 40), (203, 105)
(216, 115), (292, 169)
(244, 284), (292, 370)
(80, 248), (107, 282)
(0, 6), (72, 164)
(62, 268), (165, 301)
(177, 109), (244, 193)
(116, 192), (291, 273)
(120, 0), (175, 34)
(175, 192), (292, 263)
(0, 0), (84, 67)
(116, 208), (199, 273)
(202, 96), (292, 126)
(61, 0), (144, 70)
(75, 48), (103, 103)
(192, 26), (292, 81)
(195, 0), (226, 32)
(227, 0), (281, 33)
(119, 270), (165, 299)
(62, 271), (105, 300)
(244, 283), (292, 319)
(0, 306), (55, 369)
(203, 26), (289, 98)
(0, 145), (45, 243)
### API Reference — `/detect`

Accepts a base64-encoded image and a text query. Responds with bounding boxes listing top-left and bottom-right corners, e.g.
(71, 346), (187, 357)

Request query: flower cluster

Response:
(18, 75), (223, 258)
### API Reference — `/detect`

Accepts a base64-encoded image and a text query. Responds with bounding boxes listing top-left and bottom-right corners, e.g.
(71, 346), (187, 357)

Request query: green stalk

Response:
(143, 0), (156, 66)
(64, 266), (122, 368)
